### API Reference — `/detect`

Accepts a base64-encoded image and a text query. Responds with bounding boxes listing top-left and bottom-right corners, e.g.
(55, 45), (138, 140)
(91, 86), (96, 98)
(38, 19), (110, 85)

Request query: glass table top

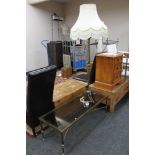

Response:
(39, 91), (107, 133)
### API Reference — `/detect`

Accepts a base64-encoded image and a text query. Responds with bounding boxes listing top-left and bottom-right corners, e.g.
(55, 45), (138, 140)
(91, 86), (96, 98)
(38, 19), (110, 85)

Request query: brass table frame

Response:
(39, 92), (107, 155)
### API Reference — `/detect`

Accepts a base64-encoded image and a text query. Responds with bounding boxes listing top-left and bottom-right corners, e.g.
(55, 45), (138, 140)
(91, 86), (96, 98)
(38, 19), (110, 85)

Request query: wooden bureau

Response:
(95, 52), (123, 91)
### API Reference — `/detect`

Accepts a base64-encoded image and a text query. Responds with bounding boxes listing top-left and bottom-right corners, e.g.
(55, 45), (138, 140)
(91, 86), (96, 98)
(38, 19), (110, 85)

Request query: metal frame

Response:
(39, 95), (107, 155)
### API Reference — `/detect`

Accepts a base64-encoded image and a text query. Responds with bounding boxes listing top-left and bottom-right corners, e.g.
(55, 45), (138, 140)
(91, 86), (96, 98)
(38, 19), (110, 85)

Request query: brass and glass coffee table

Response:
(39, 91), (107, 155)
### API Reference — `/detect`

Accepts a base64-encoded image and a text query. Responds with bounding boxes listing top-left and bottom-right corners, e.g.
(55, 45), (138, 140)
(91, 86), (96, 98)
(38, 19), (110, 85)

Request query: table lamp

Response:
(70, 4), (108, 102)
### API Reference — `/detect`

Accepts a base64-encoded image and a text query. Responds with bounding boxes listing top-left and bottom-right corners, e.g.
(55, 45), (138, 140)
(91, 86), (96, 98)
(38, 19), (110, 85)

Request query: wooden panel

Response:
(96, 56), (114, 83)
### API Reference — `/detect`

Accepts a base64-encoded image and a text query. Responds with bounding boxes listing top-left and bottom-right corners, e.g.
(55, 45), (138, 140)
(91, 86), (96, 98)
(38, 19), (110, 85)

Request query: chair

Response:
(26, 65), (57, 136)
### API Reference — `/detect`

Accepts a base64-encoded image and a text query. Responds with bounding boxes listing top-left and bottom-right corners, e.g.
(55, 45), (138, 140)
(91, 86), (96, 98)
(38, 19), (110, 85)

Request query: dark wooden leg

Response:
(105, 97), (108, 111)
(40, 122), (45, 141)
(32, 128), (36, 137)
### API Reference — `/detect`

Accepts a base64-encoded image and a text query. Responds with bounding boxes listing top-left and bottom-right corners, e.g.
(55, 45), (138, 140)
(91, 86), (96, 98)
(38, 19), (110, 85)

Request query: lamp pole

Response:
(87, 37), (91, 86)
(88, 37), (91, 64)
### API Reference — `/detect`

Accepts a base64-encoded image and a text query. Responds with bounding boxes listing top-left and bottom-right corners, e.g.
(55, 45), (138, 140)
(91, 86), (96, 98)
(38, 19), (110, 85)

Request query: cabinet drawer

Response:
(114, 57), (122, 64)
(113, 71), (122, 82)
(114, 63), (122, 72)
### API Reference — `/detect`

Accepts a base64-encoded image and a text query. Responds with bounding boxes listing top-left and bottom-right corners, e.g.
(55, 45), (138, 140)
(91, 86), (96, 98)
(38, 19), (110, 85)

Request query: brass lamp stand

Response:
(87, 37), (91, 87)
(70, 4), (108, 107)
(84, 37), (95, 103)
(86, 37), (98, 86)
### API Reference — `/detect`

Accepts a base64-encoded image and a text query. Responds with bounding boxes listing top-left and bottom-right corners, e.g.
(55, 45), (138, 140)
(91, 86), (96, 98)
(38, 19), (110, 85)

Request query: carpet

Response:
(26, 93), (129, 155)
(54, 76), (70, 85)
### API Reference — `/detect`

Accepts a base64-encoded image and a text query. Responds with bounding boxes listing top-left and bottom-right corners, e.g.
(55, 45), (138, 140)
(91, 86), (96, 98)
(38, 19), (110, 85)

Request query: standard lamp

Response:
(70, 4), (108, 85)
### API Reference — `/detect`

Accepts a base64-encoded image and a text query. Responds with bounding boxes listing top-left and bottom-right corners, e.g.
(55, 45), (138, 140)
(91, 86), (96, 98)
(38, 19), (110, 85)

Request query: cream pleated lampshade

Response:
(70, 4), (108, 40)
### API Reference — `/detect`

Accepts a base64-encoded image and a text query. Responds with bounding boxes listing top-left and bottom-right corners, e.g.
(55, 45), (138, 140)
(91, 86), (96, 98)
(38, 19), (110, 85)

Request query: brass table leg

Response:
(40, 121), (45, 141)
(61, 133), (65, 155)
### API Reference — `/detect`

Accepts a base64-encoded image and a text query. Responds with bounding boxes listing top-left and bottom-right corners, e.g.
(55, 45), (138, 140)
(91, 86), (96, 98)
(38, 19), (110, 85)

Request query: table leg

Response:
(32, 128), (36, 137)
(40, 121), (45, 141)
(60, 133), (65, 155)
(109, 103), (115, 112)
(105, 97), (108, 111)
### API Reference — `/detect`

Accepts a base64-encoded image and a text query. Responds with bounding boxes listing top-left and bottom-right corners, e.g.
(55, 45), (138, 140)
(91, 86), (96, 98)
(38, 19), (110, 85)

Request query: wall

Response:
(64, 0), (129, 60)
(26, 1), (64, 71)
(27, 0), (128, 70)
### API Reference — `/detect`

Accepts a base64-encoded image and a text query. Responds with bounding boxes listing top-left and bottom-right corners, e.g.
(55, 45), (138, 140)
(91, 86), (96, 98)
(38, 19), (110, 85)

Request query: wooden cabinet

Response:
(94, 52), (123, 91)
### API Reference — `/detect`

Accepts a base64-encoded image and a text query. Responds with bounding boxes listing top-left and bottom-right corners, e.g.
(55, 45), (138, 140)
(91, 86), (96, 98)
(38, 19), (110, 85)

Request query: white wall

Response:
(26, 1), (64, 71)
(64, 0), (129, 60)
(27, 0), (128, 70)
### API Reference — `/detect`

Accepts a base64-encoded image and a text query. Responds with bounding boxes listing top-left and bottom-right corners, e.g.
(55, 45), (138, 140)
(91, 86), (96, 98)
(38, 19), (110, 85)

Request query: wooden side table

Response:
(90, 77), (129, 112)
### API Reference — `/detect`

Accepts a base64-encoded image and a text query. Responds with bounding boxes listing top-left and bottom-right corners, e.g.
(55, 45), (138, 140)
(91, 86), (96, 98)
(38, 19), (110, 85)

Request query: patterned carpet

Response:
(54, 69), (72, 85)
(54, 76), (70, 85)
